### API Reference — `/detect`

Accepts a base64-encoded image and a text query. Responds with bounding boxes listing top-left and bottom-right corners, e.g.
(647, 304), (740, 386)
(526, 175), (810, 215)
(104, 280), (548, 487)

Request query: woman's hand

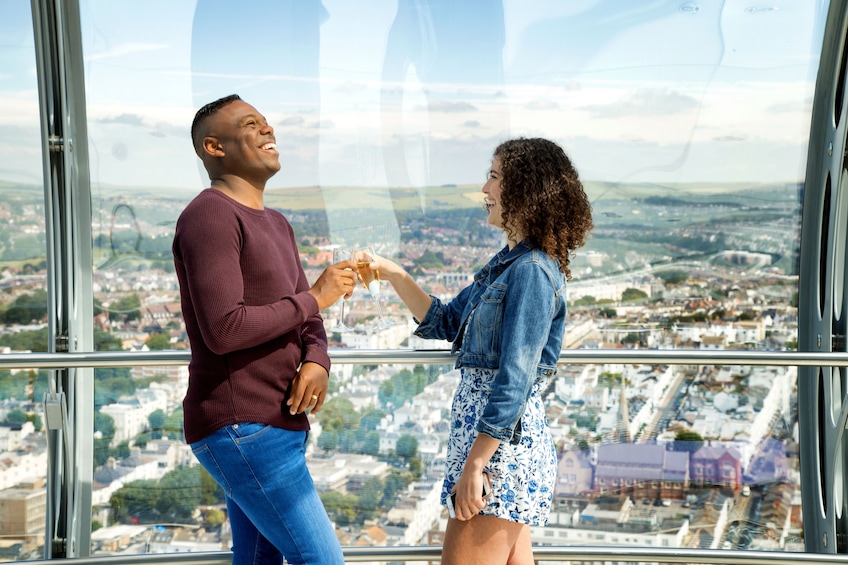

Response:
(367, 254), (406, 283)
(366, 254), (433, 321)
(450, 471), (491, 521)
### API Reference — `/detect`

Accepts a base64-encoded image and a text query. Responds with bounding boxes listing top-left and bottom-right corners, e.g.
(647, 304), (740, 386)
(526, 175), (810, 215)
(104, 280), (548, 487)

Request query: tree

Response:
(6, 408), (26, 424)
(315, 397), (359, 433)
(0, 327), (48, 353)
(359, 409), (386, 434)
(114, 440), (131, 460)
(206, 508), (226, 528)
(317, 431), (338, 452)
(622, 288), (648, 302)
(94, 330), (123, 351)
(413, 249), (444, 269)
(110, 479), (158, 523)
(95, 412), (116, 439)
(362, 431), (381, 456)
(383, 469), (410, 501)
(93, 438), (112, 468)
(25, 412), (43, 431)
(395, 434), (418, 459)
(200, 466), (225, 505)
(148, 409), (166, 439)
(94, 370), (136, 407)
(110, 294), (141, 322)
(658, 270), (688, 285)
(338, 429), (358, 452)
(672, 429), (704, 453)
(162, 408), (184, 441)
(572, 295), (596, 307)
(1, 290), (48, 324)
(145, 333), (170, 350)
(378, 380), (394, 407)
(158, 466), (202, 522)
(357, 477), (384, 516)
(408, 457), (422, 479)
(320, 491), (358, 526)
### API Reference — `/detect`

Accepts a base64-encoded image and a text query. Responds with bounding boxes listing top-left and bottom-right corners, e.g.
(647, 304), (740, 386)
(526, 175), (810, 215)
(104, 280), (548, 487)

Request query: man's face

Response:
(207, 100), (280, 180)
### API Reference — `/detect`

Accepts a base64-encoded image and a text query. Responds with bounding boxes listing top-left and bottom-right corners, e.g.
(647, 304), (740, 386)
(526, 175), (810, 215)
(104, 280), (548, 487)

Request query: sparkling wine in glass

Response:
(332, 247), (354, 332)
(355, 247), (394, 329)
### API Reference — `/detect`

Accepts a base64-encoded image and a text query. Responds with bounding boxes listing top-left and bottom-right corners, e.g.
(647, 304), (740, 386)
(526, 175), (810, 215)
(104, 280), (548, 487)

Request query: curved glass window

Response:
(72, 0), (825, 558)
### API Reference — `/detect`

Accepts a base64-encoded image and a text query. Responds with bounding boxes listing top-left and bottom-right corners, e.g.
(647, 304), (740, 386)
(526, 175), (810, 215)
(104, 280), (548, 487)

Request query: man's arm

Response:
(174, 199), (319, 354)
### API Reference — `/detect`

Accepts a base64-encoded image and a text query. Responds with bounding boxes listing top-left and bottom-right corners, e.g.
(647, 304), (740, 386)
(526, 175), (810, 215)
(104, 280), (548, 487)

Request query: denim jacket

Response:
(413, 241), (567, 443)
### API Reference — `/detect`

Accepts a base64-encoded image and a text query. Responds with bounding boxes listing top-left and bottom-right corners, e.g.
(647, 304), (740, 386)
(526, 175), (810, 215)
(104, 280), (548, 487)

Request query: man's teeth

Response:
(262, 143), (276, 150)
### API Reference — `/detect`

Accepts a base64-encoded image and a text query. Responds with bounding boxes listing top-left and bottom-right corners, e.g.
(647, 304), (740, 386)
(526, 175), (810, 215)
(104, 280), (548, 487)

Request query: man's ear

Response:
(202, 136), (224, 157)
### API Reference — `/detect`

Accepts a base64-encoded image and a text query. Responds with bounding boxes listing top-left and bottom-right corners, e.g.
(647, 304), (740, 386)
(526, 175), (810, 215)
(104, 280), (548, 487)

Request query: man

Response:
(173, 94), (354, 565)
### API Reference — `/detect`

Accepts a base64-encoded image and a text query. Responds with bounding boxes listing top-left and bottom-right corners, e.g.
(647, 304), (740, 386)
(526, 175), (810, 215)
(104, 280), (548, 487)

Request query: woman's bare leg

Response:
(506, 522), (534, 565)
(441, 515), (533, 565)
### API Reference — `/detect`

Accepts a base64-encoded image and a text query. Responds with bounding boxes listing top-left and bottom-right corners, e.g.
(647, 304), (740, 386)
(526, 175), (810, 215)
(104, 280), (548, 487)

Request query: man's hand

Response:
(308, 260), (357, 310)
(287, 362), (329, 415)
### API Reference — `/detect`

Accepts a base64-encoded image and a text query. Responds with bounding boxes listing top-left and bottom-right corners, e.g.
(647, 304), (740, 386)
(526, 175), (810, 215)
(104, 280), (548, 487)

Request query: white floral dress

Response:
(442, 366), (557, 526)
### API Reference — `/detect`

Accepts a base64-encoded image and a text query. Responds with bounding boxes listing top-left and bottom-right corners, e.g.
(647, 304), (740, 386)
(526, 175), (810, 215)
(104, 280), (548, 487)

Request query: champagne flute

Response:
(355, 247), (395, 330)
(332, 247), (354, 332)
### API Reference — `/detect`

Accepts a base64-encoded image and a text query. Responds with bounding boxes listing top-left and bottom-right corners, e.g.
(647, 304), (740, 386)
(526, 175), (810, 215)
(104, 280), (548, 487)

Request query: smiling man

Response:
(173, 94), (353, 565)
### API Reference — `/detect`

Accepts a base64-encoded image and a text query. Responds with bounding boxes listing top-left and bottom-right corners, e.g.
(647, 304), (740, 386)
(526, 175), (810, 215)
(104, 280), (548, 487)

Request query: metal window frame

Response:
(30, 0), (94, 558)
(799, 0), (848, 554)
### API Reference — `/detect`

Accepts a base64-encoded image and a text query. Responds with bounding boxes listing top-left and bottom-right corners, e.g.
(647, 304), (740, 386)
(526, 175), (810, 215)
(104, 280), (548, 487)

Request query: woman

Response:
(372, 137), (593, 564)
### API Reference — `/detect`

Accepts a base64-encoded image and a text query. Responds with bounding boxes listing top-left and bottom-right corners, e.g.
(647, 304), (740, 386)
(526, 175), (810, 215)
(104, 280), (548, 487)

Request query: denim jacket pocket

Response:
(469, 282), (506, 361)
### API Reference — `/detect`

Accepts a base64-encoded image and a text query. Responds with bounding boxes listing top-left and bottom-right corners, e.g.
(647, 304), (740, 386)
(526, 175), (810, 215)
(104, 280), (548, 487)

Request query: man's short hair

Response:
(191, 94), (241, 153)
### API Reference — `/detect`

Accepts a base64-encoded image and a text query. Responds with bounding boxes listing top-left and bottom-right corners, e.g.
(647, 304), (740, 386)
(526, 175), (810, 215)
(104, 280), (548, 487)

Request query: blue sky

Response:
(0, 0), (828, 191)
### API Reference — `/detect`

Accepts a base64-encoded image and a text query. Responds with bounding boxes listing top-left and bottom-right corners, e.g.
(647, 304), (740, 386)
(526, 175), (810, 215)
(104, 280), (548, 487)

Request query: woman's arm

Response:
(451, 433), (500, 521)
(477, 262), (556, 440)
(370, 256), (432, 321)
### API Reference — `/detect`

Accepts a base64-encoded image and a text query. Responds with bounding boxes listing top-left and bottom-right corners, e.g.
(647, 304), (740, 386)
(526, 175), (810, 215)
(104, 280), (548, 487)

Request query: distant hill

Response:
(263, 185), (486, 212)
(0, 177), (801, 211)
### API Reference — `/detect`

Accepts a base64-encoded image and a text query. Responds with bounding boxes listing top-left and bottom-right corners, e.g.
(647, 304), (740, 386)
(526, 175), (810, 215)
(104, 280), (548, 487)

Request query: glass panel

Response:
(0, 1), (50, 561)
(92, 363), (194, 546)
(75, 0), (823, 558)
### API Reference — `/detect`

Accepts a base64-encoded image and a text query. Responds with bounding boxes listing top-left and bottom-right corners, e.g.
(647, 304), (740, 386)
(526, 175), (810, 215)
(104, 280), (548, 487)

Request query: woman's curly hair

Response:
(495, 138), (594, 280)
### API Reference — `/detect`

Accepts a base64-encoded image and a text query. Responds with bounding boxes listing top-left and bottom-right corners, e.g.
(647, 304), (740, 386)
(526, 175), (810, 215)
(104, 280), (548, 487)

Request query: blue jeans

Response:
(191, 424), (344, 565)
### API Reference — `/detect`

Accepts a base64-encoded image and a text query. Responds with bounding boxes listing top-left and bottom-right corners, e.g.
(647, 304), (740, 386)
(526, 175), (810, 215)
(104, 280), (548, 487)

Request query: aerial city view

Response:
(0, 175), (800, 558)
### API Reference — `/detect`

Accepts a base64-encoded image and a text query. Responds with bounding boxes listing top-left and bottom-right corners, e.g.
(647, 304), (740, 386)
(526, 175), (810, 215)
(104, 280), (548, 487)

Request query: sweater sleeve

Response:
(290, 224), (331, 372)
(174, 196), (321, 356)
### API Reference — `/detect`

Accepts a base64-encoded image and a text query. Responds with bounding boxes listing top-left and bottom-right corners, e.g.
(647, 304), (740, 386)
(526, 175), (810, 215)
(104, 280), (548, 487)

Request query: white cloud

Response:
(582, 88), (699, 118)
(85, 42), (168, 62)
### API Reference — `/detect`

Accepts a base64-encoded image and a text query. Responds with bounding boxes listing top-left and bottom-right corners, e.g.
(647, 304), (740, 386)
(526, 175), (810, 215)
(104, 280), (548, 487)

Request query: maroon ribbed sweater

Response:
(173, 189), (329, 443)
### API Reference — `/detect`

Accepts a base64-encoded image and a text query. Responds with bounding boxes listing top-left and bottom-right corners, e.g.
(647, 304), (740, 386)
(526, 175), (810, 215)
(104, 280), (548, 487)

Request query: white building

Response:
(99, 388), (169, 444)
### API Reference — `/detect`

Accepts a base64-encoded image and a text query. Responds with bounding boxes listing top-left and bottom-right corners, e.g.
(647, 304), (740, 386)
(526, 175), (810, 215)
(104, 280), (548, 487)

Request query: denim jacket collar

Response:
(477, 240), (534, 282)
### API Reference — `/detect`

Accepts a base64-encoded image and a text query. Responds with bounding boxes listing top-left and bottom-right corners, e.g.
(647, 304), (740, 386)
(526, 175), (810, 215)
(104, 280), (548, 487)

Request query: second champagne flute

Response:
(355, 247), (394, 329)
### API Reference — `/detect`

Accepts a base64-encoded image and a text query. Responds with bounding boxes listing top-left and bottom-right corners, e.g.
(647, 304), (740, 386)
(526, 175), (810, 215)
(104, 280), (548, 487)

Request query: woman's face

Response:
(483, 156), (505, 231)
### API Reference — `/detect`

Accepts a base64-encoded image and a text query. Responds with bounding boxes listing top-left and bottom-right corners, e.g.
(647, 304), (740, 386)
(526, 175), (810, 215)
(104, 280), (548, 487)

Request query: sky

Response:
(0, 0), (829, 194)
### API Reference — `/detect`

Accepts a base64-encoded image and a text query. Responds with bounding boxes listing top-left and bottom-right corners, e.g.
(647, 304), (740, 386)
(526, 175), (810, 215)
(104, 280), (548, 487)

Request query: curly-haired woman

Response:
(371, 137), (593, 564)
